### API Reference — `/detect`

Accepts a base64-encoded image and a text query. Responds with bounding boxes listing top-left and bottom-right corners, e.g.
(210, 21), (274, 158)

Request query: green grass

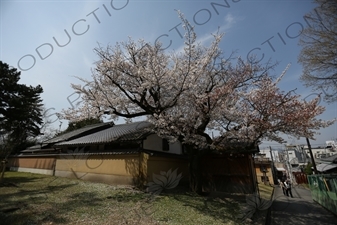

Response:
(244, 183), (274, 224)
(0, 172), (241, 225)
(258, 183), (274, 200)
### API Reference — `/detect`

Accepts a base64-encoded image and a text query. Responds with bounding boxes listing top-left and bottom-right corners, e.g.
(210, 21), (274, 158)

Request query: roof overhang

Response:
(316, 163), (337, 172)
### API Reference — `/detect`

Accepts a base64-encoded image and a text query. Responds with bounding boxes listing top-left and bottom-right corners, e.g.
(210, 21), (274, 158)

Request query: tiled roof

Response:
(318, 154), (337, 163)
(43, 122), (113, 144)
(20, 148), (58, 153)
(13, 150), (140, 158)
(26, 144), (49, 150)
(55, 121), (153, 146)
(59, 150), (141, 156)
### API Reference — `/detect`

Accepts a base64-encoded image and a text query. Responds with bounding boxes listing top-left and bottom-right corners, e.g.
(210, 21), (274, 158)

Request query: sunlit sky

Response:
(1, 0), (336, 149)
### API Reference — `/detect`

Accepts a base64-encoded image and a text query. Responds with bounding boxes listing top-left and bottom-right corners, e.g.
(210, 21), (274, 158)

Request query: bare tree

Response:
(298, 0), (337, 102)
(36, 107), (59, 142)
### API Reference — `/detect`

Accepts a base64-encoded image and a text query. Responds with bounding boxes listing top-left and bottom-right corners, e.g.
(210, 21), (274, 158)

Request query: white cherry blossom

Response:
(61, 13), (334, 149)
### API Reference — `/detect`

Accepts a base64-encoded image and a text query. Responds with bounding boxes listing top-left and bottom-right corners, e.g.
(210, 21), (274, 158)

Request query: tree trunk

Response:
(0, 152), (11, 183)
(0, 160), (7, 183)
(189, 153), (203, 194)
(187, 146), (211, 195)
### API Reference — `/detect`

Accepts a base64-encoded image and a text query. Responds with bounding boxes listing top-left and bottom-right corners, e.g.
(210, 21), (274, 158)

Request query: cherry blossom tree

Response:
(61, 13), (334, 193)
(212, 67), (333, 147)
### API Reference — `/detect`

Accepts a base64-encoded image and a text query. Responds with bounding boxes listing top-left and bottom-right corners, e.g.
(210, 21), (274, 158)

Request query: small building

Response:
(254, 156), (274, 185)
(284, 145), (306, 165)
(8, 121), (189, 187)
(304, 146), (337, 160)
(274, 163), (287, 181)
(258, 148), (281, 162)
(8, 121), (265, 194)
(316, 154), (337, 174)
(8, 122), (115, 176)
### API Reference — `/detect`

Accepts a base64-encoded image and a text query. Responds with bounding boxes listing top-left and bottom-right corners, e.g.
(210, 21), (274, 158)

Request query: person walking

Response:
(284, 179), (293, 198)
(279, 179), (286, 195)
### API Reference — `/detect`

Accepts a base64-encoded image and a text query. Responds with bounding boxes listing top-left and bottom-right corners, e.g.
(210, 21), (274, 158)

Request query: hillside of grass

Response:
(0, 172), (242, 225)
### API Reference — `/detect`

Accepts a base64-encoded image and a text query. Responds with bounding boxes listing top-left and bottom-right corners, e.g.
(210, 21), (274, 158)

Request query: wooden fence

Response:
(293, 172), (308, 184)
(201, 153), (256, 194)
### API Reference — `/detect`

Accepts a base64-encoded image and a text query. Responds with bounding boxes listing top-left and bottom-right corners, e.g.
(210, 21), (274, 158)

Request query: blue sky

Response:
(1, 0), (336, 149)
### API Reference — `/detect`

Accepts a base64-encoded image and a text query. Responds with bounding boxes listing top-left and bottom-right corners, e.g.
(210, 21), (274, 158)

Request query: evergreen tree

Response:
(0, 61), (43, 153)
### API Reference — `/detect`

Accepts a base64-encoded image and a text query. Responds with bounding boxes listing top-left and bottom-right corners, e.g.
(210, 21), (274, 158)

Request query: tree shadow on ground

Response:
(0, 183), (78, 207)
(0, 211), (68, 225)
(0, 173), (109, 225)
(1, 173), (155, 225)
(105, 187), (155, 204)
(64, 191), (104, 207)
(0, 188), (106, 225)
(0, 173), (43, 187)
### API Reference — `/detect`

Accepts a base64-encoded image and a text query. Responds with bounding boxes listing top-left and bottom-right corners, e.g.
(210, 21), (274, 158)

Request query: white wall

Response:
(143, 134), (182, 154)
(286, 150), (297, 163)
(305, 148), (330, 158)
(259, 149), (280, 162)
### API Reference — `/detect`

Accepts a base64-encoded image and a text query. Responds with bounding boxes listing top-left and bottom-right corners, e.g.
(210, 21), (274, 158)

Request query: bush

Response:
(304, 162), (313, 175)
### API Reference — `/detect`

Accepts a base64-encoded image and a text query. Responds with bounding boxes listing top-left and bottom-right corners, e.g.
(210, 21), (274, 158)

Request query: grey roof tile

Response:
(26, 144), (49, 149)
(55, 121), (153, 146)
(44, 122), (113, 144)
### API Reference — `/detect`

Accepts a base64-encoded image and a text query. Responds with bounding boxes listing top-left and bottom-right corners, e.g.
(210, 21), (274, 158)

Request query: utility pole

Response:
(306, 137), (318, 174)
(269, 146), (276, 183)
(285, 146), (293, 182)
